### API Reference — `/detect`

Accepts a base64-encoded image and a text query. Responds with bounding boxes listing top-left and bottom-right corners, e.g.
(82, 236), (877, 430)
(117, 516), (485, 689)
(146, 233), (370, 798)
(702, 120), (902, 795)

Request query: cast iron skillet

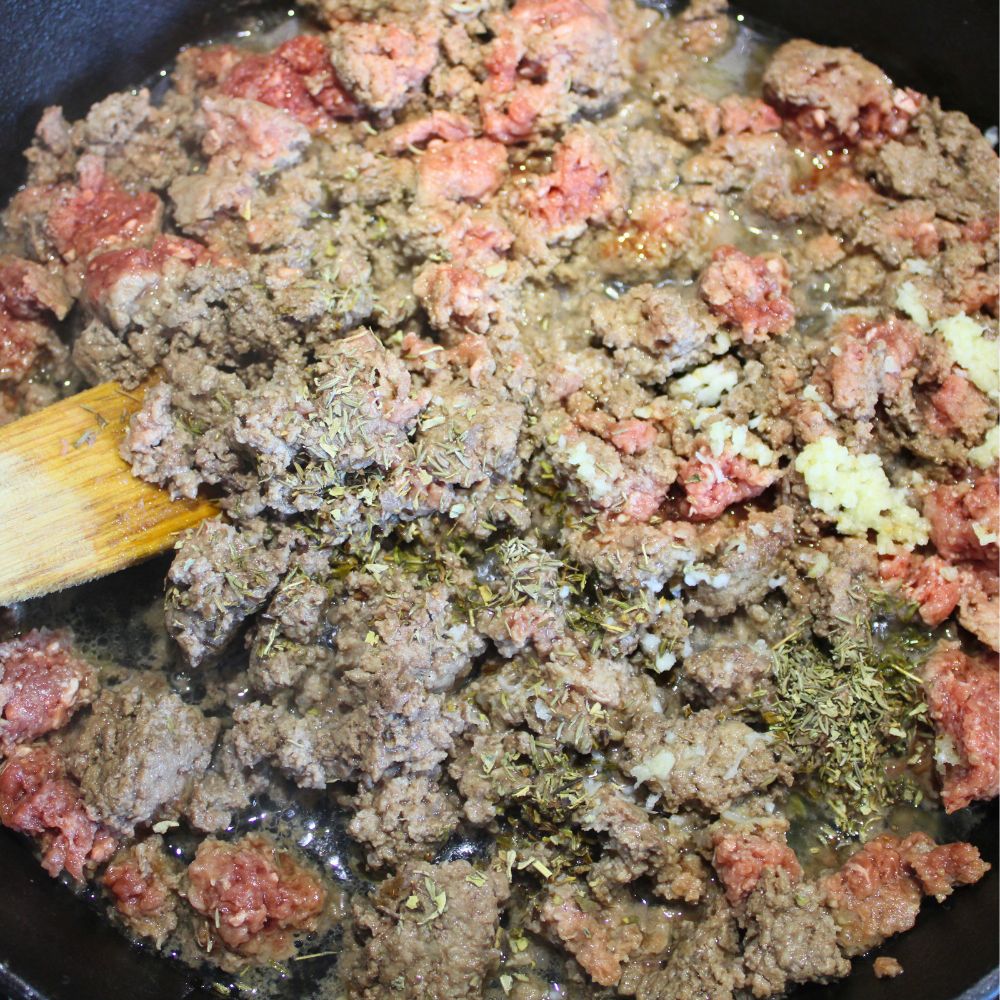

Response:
(0, 2), (997, 998)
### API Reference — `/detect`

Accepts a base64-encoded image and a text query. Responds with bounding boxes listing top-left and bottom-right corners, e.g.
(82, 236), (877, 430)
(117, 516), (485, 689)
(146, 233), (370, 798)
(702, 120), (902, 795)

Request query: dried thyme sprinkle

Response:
(760, 616), (933, 835)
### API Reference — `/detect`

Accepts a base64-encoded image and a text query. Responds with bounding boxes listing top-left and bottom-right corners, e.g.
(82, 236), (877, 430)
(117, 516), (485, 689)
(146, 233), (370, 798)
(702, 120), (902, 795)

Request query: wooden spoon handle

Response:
(0, 382), (217, 605)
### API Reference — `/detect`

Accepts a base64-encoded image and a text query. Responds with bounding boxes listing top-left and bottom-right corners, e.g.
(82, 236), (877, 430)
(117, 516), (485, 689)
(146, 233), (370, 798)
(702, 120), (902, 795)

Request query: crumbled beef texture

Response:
(0, 744), (116, 880)
(340, 860), (509, 999)
(822, 832), (989, 955)
(825, 315), (922, 425)
(856, 101), (1000, 224)
(2, 0), (998, 990)
(683, 506), (795, 619)
(346, 773), (460, 869)
(233, 565), (482, 788)
(0, 629), (94, 752)
(699, 245), (795, 342)
(873, 956), (903, 978)
(61, 674), (219, 835)
(182, 732), (267, 834)
(329, 20), (438, 114)
(539, 882), (645, 987)
(590, 283), (718, 384)
(923, 474), (999, 566)
(784, 536), (878, 639)
(712, 830), (802, 906)
(579, 785), (707, 903)
(0, 256), (72, 414)
(164, 519), (294, 667)
(522, 124), (627, 241)
(623, 709), (791, 813)
(479, 0), (627, 142)
(102, 835), (182, 947)
(742, 870), (850, 997)
(922, 642), (999, 812)
(762, 39), (919, 148)
(630, 895), (745, 1000)
(684, 642), (771, 703)
(185, 834), (326, 963)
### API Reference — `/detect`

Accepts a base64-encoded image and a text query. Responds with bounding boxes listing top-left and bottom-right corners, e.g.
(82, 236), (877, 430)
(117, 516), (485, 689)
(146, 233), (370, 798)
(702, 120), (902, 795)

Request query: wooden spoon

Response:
(0, 382), (218, 605)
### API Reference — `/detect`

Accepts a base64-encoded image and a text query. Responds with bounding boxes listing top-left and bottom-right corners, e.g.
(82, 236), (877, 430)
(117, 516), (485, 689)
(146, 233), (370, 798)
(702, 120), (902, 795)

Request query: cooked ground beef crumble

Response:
(0, 1), (997, 996)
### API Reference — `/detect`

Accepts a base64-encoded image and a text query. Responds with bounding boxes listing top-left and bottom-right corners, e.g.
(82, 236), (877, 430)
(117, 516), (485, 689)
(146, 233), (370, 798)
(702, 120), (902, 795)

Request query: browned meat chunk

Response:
(62, 674), (219, 835)
(347, 773), (459, 869)
(590, 283), (718, 384)
(341, 860), (509, 998)
(329, 20), (438, 114)
(763, 39), (920, 147)
(623, 709), (790, 813)
(742, 870), (850, 997)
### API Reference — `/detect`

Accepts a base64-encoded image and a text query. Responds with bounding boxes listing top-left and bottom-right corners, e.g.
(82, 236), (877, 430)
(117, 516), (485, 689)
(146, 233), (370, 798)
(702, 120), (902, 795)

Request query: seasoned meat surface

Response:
(0, 0), (995, 996)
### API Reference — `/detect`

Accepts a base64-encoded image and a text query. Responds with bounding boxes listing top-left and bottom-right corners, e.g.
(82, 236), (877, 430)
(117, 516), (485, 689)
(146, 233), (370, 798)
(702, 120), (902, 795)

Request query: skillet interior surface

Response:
(0, 1), (996, 998)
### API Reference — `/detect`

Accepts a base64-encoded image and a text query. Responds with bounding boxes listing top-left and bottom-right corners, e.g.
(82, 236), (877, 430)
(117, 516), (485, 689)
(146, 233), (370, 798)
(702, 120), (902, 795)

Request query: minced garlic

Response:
(936, 314), (999, 400)
(705, 418), (775, 466)
(669, 361), (738, 406)
(969, 425), (999, 468)
(794, 437), (928, 552)
(895, 280), (930, 330)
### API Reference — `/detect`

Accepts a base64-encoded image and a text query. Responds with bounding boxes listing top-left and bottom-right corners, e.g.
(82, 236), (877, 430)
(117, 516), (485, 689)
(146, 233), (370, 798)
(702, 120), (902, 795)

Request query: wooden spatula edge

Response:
(0, 381), (218, 605)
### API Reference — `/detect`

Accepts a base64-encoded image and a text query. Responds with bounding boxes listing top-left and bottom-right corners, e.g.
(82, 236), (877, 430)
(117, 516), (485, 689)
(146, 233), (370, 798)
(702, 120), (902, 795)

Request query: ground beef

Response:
(924, 474), (999, 566)
(822, 832), (989, 955)
(0, 629), (94, 752)
(632, 896), (745, 1000)
(164, 519), (293, 666)
(874, 956), (903, 978)
(523, 125), (627, 241)
(763, 40), (919, 147)
(579, 785), (707, 903)
(341, 860), (509, 998)
(346, 773), (460, 869)
(479, 0), (627, 142)
(1, 1), (996, 993)
(539, 882), (644, 987)
(712, 831), (802, 906)
(61, 674), (219, 834)
(329, 19), (438, 114)
(0, 743), (116, 880)
(856, 102), (999, 223)
(699, 245), (795, 342)
(623, 709), (791, 813)
(207, 36), (360, 129)
(684, 642), (772, 702)
(102, 835), (182, 946)
(590, 283), (718, 384)
(185, 834), (326, 962)
(742, 870), (850, 997)
(922, 642), (999, 812)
